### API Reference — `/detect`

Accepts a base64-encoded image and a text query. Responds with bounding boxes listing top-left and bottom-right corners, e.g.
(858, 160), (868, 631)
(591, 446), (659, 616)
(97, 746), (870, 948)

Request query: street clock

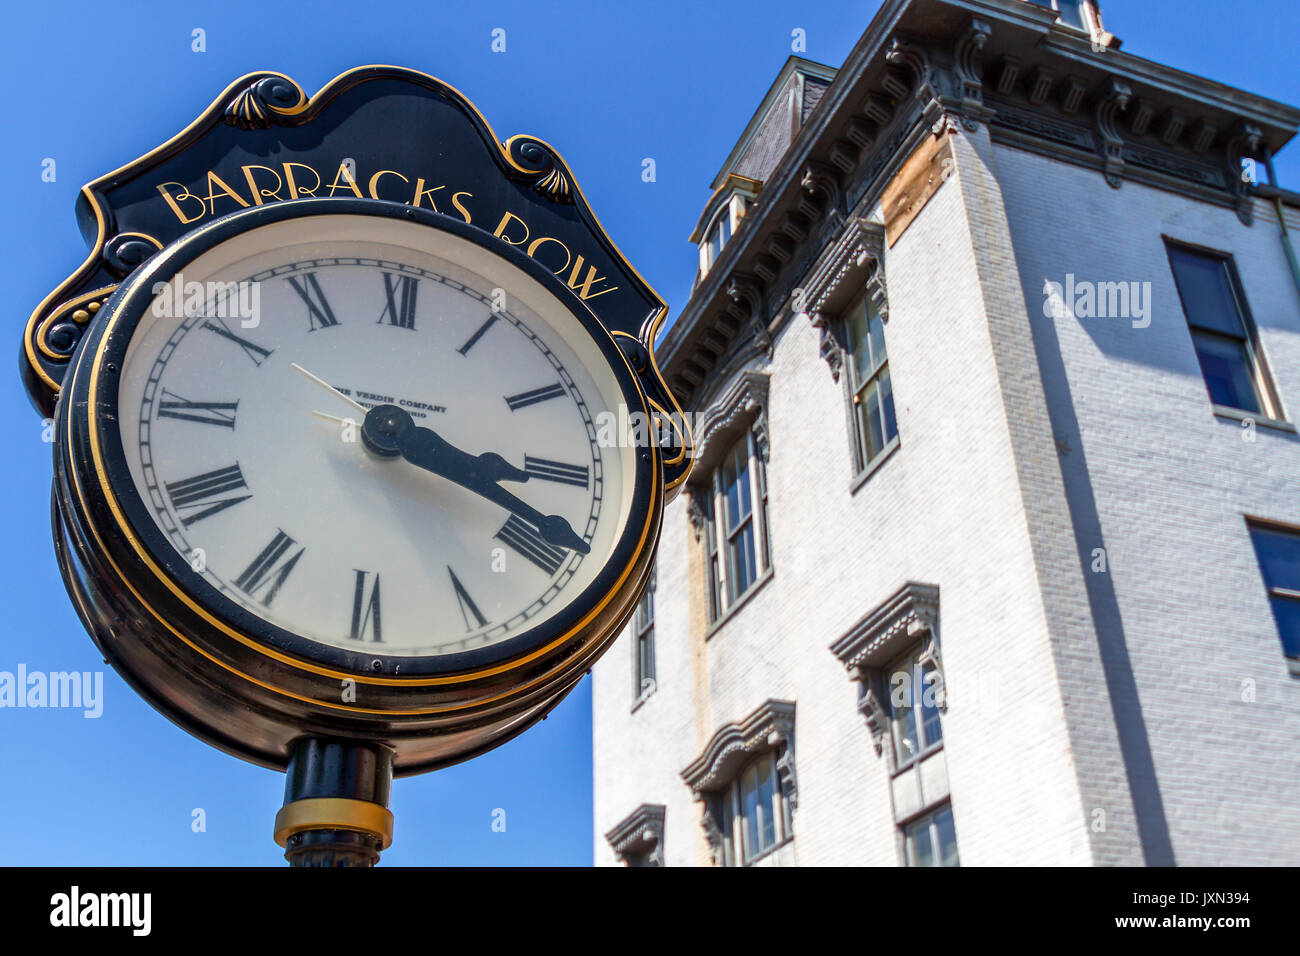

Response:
(22, 67), (691, 864)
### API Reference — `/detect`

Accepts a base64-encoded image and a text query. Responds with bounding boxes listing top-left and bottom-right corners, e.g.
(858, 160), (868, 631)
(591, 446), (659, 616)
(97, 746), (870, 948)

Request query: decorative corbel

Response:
(726, 274), (772, 359)
(800, 160), (843, 220)
(1095, 77), (1132, 189)
(861, 228), (889, 323)
(917, 633), (947, 713)
(953, 18), (993, 131)
(856, 681), (889, 756)
(809, 311), (846, 383)
(686, 488), (709, 542)
(700, 801), (723, 866)
(885, 36), (943, 125)
(1225, 122), (1263, 226)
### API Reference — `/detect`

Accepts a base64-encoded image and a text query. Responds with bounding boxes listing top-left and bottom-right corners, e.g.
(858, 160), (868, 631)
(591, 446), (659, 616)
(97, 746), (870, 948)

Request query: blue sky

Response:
(1, 0), (1296, 865)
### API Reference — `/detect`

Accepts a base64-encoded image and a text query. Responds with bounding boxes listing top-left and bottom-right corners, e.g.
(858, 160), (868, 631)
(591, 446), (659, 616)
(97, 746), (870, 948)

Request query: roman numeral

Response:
(287, 273), (339, 331)
(447, 566), (487, 631)
(349, 570), (383, 643)
(523, 455), (589, 488)
(202, 318), (274, 365)
(457, 314), (497, 355)
(379, 273), (419, 330)
(234, 530), (304, 607)
(495, 515), (566, 575)
(504, 383), (565, 411)
(164, 464), (251, 526)
(157, 391), (238, 429)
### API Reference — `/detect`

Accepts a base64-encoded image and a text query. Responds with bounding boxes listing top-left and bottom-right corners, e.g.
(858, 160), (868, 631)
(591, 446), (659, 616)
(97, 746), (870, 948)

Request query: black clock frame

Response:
(52, 197), (662, 774)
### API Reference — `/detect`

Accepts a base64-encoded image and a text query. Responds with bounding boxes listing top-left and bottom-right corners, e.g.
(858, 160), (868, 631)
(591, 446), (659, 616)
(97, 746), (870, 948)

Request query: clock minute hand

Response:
(362, 405), (590, 555)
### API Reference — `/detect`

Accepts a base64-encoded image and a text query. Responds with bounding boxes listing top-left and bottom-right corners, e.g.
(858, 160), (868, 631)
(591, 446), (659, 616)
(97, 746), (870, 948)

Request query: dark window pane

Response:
(720, 796), (735, 867)
(908, 818), (935, 867)
(920, 664), (943, 748)
(845, 298), (870, 384)
(868, 306), (887, 365)
(756, 758), (777, 851)
(708, 555), (720, 621)
(1192, 331), (1261, 412)
(863, 382), (885, 460)
(742, 765), (760, 859)
(1250, 526), (1300, 592)
(723, 440), (752, 530)
(879, 366), (898, 445)
(889, 664), (920, 764)
(728, 523), (756, 600)
(1268, 596), (1300, 658)
(1055, 0), (1085, 28)
(934, 807), (960, 867)
(1169, 248), (1246, 337)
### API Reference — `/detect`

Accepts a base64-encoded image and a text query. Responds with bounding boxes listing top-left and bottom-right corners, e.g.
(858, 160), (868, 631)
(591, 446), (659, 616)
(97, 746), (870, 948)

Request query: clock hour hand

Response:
(361, 404), (590, 555)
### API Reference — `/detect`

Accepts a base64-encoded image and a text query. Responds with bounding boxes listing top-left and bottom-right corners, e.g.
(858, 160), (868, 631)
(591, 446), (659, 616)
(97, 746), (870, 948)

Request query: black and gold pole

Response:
(273, 738), (395, 867)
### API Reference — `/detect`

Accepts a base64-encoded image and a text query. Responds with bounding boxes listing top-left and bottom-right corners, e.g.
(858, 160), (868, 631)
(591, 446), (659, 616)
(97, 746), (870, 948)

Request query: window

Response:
(1247, 522), (1300, 668)
(632, 568), (656, 702)
(1166, 243), (1281, 419)
(712, 752), (791, 866)
(1028, 0), (1087, 29)
(705, 210), (732, 270)
(903, 803), (960, 867)
(843, 291), (899, 471)
(682, 699), (796, 867)
(886, 647), (944, 769)
(705, 430), (771, 622)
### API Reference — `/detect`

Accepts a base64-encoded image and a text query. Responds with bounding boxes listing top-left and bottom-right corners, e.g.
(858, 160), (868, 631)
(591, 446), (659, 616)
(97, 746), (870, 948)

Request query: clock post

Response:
(274, 738), (394, 867)
(23, 67), (693, 865)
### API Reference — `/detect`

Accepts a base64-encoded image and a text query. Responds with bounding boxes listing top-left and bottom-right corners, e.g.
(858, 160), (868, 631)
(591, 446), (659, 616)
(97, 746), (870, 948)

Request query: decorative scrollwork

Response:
(1095, 77), (1133, 189)
(34, 286), (116, 362)
(223, 75), (306, 130)
(508, 136), (574, 204)
(102, 233), (163, 278)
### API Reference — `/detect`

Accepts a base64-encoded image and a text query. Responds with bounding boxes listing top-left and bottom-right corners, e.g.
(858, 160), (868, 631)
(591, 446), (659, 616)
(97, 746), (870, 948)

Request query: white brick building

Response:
(593, 0), (1300, 866)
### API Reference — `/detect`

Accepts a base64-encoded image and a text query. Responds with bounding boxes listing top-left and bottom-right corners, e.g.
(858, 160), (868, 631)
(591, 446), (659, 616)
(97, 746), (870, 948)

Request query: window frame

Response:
(841, 289), (900, 479)
(705, 429), (772, 626)
(902, 802), (960, 868)
(712, 750), (792, 867)
(1246, 518), (1300, 674)
(1165, 238), (1285, 423)
(631, 567), (656, 706)
(704, 206), (733, 271)
(1028, 0), (1088, 30)
(883, 644), (946, 773)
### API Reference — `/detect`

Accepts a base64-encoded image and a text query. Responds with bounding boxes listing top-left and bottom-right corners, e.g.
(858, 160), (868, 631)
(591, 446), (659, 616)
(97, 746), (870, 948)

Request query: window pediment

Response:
(681, 698), (796, 802)
(830, 583), (943, 756)
(690, 370), (771, 473)
(792, 218), (888, 382)
(604, 803), (666, 867)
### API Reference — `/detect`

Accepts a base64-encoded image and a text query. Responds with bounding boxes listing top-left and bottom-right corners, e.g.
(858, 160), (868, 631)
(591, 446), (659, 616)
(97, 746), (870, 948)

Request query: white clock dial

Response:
(116, 215), (638, 658)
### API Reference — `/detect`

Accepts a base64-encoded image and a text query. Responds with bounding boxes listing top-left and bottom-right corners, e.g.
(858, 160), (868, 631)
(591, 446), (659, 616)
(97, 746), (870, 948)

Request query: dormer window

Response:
(1028, 0), (1088, 30)
(692, 175), (761, 282)
(705, 210), (733, 270)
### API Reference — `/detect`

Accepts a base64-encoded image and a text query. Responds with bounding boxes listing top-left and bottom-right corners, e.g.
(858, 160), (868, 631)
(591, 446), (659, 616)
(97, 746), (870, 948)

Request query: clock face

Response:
(114, 214), (641, 660)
